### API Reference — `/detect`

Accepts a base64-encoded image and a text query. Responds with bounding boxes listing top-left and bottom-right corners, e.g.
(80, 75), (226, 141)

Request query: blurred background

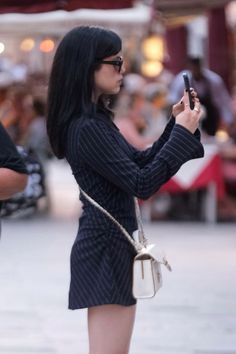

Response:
(1, 1), (236, 354)
(1, 0), (236, 222)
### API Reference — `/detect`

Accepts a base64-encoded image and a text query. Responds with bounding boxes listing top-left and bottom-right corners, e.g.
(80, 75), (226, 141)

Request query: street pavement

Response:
(1, 217), (236, 354)
(0, 160), (236, 354)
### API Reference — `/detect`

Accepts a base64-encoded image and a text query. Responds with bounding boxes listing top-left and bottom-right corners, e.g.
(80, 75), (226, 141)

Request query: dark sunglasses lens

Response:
(115, 61), (123, 72)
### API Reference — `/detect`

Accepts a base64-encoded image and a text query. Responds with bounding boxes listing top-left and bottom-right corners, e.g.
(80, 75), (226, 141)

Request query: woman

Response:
(47, 26), (204, 354)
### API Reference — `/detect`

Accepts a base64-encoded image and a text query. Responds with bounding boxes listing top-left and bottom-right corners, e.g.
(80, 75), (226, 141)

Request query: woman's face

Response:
(94, 52), (125, 101)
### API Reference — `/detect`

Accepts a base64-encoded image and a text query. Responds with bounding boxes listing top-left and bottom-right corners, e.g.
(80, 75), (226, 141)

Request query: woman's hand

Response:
(172, 88), (198, 118)
(175, 90), (202, 134)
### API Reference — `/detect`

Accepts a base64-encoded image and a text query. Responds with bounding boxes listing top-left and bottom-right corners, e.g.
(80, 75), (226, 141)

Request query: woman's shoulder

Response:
(70, 112), (118, 135)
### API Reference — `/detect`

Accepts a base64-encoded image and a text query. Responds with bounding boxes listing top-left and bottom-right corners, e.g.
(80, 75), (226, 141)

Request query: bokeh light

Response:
(39, 39), (55, 53)
(141, 60), (163, 78)
(216, 129), (229, 142)
(20, 38), (35, 52)
(141, 35), (164, 61)
(0, 42), (5, 54)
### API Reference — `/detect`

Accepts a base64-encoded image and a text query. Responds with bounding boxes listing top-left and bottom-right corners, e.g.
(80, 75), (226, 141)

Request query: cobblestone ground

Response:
(0, 217), (236, 354)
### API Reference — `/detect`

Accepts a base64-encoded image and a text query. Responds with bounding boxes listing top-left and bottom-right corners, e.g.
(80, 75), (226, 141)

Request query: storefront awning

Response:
(0, 3), (150, 36)
(154, 0), (232, 27)
(155, 0), (231, 17)
(0, 0), (133, 14)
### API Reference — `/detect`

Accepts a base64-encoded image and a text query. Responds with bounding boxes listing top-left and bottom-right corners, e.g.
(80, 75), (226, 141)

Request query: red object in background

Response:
(208, 6), (231, 91)
(165, 25), (188, 74)
(160, 154), (225, 200)
(0, 0), (133, 14)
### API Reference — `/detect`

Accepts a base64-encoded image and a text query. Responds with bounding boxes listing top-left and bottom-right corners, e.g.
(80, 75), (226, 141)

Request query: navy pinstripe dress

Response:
(65, 109), (204, 310)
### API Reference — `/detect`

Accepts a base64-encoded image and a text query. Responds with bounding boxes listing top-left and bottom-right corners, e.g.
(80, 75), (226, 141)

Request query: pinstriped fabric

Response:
(69, 234), (136, 309)
(65, 111), (204, 310)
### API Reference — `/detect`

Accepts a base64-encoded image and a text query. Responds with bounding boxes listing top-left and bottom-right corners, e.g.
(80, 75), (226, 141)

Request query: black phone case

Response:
(182, 73), (194, 110)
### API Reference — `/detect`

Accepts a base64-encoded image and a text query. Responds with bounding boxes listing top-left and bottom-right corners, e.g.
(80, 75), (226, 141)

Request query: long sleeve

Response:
(78, 119), (204, 200)
(131, 116), (175, 168)
(131, 116), (202, 168)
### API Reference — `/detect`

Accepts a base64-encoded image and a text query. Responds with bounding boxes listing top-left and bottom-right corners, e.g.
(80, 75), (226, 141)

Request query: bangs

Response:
(95, 28), (122, 60)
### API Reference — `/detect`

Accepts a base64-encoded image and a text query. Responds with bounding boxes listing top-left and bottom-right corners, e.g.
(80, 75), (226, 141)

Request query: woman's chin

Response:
(112, 86), (121, 94)
(104, 85), (121, 95)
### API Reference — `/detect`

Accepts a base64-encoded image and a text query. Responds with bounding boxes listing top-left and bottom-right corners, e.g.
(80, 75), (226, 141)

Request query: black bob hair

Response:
(46, 26), (122, 158)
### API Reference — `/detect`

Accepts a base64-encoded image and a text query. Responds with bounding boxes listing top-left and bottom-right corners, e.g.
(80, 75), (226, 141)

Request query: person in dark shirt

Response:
(0, 122), (27, 199)
(47, 26), (204, 354)
(168, 56), (233, 136)
(0, 122), (28, 232)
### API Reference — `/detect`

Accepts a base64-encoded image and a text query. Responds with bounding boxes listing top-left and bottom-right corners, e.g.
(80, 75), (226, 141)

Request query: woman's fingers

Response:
(181, 89), (201, 111)
(174, 90), (202, 130)
(193, 97), (201, 111)
(193, 101), (201, 114)
(182, 90), (191, 107)
(190, 88), (197, 97)
(172, 96), (185, 117)
(175, 90), (202, 133)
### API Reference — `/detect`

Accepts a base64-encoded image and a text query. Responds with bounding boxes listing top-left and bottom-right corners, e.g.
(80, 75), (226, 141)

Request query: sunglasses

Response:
(99, 57), (123, 73)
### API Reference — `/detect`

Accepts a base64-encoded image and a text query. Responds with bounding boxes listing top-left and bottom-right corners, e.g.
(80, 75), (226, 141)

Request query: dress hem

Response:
(68, 300), (137, 310)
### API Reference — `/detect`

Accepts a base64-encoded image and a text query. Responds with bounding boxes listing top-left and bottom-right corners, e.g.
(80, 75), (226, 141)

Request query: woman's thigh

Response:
(88, 304), (136, 354)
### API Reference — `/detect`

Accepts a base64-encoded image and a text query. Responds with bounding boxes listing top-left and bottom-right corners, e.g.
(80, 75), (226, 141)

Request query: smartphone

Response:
(182, 72), (194, 110)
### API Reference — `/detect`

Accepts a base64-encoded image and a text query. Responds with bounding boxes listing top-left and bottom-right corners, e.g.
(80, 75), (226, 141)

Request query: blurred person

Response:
(25, 97), (51, 163)
(0, 57), (13, 73)
(0, 72), (17, 138)
(169, 58), (236, 220)
(0, 122), (28, 233)
(115, 91), (154, 149)
(156, 58), (175, 89)
(23, 97), (52, 214)
(11, 60), (28, 83)
(143, 82), (169, 139)
(168, 56), (233, 136)
(123, 72), (147, 95)
(47, 26), (204, 354)
(9, 85), (33, 145)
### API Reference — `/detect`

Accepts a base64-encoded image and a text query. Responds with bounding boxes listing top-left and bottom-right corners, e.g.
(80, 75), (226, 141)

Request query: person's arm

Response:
(130, 115), (201, 168)
(78, 119), (204, 200)
(131, 116), (175, 167)
(0, 123), (28, 200)
(0, 168), (27, 200)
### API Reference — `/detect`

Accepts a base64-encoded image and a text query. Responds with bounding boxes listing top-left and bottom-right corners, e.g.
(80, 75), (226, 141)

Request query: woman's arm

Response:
(130, 116), (201, 168)
(131, 92), (202, 167)
(78, 119), (204, 200)
(131, 116), (175, 167)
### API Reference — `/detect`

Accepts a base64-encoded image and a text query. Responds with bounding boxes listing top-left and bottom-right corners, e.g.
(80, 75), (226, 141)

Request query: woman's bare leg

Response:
(88, 304), (136, 354)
